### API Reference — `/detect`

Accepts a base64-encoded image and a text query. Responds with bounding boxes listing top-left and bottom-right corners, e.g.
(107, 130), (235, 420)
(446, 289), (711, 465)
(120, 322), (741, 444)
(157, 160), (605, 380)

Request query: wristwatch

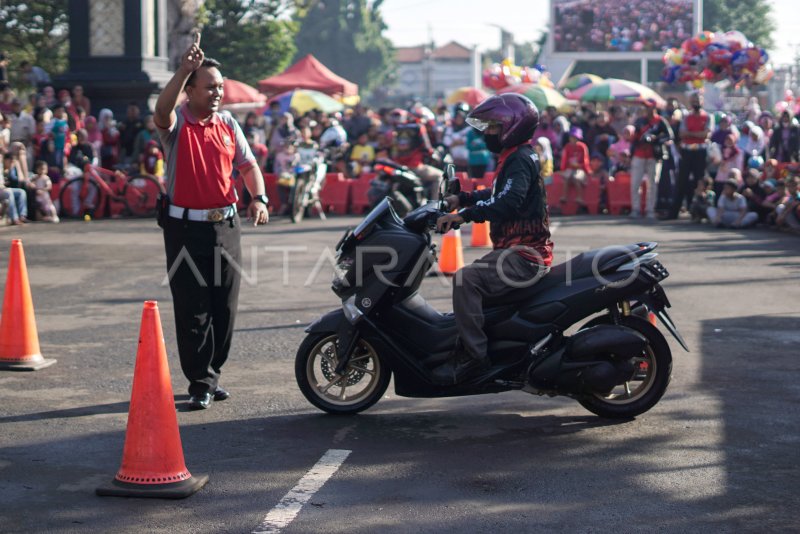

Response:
(253, 194), (269, 205)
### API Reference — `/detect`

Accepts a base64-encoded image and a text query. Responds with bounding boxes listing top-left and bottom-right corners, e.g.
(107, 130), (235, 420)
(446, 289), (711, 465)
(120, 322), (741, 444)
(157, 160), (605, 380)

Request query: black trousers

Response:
(453, 249), (544, 361)
(671, 148), (707, 217)
(163, 215), (242, 396)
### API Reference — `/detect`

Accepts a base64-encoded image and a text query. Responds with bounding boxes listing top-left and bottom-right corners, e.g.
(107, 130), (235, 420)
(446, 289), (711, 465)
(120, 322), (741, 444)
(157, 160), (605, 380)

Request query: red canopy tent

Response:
(222, 78), (266, 106)
(257, 54), (358, 97)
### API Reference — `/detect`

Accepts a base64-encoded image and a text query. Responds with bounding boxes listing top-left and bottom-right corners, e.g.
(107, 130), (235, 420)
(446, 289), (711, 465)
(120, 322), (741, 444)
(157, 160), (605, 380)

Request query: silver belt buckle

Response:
(207, 208), (225, 222)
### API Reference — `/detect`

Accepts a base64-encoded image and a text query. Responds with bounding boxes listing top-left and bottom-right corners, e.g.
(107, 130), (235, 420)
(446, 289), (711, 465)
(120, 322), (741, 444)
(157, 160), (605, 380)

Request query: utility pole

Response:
(488, 24), (514, 62)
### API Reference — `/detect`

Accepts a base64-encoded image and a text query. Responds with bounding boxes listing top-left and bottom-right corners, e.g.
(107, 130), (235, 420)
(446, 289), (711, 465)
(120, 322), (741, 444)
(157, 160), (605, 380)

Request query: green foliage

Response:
(703, 0), (775, 50)
(293, 0), (394, 93)
(201, 0), (297, 86)
(0, 1), (69, 87)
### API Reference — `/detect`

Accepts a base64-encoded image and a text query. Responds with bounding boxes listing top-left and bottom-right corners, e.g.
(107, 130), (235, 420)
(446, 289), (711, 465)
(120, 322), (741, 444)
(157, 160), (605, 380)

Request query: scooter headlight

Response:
(332, 256), (354, 290)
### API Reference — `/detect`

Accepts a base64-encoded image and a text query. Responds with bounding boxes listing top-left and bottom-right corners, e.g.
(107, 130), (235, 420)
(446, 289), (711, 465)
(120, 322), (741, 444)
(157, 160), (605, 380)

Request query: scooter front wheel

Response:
(295, 333), (391, 414)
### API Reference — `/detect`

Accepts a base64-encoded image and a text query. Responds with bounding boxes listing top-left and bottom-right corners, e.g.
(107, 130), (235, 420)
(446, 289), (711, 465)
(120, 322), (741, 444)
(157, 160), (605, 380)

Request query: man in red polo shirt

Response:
(665, 92), (712, 219)
(154, 34), (269, 410)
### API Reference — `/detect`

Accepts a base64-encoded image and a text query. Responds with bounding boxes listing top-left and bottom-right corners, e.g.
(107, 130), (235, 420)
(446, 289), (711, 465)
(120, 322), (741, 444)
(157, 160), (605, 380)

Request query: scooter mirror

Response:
(445, 163), (460, 195)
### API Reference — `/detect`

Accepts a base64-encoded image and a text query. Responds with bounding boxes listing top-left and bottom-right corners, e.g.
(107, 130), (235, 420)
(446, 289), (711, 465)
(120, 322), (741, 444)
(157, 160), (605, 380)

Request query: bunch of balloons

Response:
(482, 58), (550, 90)
(662, 31), (773, 87)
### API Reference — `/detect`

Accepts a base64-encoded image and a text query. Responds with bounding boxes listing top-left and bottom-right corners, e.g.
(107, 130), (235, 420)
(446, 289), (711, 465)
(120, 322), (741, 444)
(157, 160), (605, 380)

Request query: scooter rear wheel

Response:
(295, 333), (391, 414)
(577, 316), (672, 419)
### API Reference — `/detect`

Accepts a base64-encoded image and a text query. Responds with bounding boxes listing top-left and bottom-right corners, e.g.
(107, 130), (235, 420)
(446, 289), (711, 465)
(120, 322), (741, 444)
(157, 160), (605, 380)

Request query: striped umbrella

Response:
(497, 84), (572, 112)
(265, 89), (344, 115)
(560, 73), (603, 92)
(576, 79), (666, 107)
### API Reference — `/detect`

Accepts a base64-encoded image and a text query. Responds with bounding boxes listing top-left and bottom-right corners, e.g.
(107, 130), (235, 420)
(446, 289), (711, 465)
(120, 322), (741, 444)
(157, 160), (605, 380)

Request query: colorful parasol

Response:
(497, 84), (572, 112)
(573, 79), (666, 107)
(560, 73), (603, 92)
(446, 87), (490, 107)
(264, 89), (344, 115)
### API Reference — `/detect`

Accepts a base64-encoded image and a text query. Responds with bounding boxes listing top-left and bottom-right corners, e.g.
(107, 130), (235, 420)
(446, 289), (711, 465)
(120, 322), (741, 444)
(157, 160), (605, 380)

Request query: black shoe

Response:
(213, 386), (230, 401)
(187, 393), (212, 410)
(431, 352), (491, 385)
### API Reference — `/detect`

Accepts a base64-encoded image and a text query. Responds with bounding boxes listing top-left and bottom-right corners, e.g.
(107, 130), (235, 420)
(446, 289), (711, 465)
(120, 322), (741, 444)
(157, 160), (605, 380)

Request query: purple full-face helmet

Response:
(466, 93), (540, 149)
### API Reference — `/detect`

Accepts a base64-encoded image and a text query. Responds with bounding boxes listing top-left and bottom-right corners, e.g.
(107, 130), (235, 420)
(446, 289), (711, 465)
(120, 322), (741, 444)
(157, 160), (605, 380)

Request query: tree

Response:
(0, 1), (69, 86)
(703, 0), (775, 50)
(200, 0), (297, 86)
(293, 0), (394, 93)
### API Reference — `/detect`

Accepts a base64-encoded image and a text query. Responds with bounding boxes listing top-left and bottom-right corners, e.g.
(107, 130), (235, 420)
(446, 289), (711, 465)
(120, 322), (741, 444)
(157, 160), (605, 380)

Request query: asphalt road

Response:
(0, 213), (798, 533)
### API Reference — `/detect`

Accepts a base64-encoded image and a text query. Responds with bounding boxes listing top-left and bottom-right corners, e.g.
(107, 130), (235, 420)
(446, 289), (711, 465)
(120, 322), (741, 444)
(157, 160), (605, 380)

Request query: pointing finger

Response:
(193, 30), (201, 47)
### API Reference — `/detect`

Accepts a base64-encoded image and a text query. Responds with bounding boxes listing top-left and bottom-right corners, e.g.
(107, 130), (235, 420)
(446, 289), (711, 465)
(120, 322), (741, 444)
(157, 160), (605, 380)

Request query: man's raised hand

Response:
(180, 31), (204, 74)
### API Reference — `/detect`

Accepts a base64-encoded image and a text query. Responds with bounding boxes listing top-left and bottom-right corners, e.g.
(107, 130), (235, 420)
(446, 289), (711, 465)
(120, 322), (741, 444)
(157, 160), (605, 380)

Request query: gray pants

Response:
(630, 156), (661, 217)
(453, 248), (544, 361)
(706, 207), (758, 228)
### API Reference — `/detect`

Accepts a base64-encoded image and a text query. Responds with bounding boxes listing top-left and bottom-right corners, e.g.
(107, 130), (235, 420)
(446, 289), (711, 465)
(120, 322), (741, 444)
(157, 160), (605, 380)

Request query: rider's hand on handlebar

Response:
(436, 213), (464, 233)
(443, 194), (460, 211)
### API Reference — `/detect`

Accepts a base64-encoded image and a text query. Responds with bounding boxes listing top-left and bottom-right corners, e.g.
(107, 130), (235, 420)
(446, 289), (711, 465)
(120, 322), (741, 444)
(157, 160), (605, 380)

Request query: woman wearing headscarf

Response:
(84, 115), (103, 158)
(769, 111), (800, 163)
(98, 108), (120, 169)
(741, 124), (766, 162)
(551, 115), (571, 169)
(533, 137), (553, 182)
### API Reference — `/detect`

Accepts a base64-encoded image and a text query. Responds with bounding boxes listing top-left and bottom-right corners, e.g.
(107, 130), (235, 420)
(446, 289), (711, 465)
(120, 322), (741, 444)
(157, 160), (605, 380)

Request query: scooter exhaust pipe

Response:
(566, 325), (648, 361)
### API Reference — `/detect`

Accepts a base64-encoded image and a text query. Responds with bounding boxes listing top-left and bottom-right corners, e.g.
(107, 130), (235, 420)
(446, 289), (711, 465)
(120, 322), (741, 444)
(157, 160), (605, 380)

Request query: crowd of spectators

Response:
(1, 68), (798, 234)
(532, 94), (800, 232)
(553, 0), (692, 53)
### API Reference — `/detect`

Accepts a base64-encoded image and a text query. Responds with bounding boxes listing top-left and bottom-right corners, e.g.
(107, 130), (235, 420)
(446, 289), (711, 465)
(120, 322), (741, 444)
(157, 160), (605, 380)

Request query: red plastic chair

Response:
(545, 172), (566, 213)
(349, 172), (375, 214)
(582, 176), (602, 215)
(546, 172), (602, 215)
(455, 172), (473, 194)
(606, 172), (646, 215)
(263, 173), (281, 213)
(319, 173), (351, 214)
(606, 172), (630, 215)
(472, 172), (495, 192)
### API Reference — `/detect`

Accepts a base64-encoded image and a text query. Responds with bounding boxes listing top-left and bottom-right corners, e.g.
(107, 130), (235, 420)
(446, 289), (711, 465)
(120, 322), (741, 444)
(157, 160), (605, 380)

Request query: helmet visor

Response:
(466, 117), (495, 132)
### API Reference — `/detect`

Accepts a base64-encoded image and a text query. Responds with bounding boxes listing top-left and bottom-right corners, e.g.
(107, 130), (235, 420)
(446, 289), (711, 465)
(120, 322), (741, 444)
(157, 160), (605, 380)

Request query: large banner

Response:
(552, 0), (695, 54)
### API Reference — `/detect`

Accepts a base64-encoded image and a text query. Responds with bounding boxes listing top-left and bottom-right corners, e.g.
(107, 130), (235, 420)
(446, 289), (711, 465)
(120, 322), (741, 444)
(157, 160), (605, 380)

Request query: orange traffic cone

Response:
(97, 301), (207, 499)
(470, 221), (492, 248)
(0, 239), (56, 371)
(469, 185), (492, 248)
(438, 229), (464, 275)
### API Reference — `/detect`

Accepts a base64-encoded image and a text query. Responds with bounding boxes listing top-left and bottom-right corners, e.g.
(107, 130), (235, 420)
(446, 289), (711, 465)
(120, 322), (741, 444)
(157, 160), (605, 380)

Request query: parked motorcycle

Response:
(288, 153), (328, 223)
(296, 171), (688, 418)
(366, 159), (426, 218)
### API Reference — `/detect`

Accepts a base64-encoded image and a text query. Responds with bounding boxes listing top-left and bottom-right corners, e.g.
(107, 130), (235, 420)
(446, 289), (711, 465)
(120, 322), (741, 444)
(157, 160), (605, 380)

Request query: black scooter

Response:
(296, 170), (688, 418)
(366, 159), (426, 218)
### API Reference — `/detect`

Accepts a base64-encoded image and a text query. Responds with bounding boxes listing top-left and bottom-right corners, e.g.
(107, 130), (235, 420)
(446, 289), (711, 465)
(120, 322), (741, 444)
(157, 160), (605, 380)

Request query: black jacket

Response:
(769, 125), (800, 162)
(631, 115), (674, 160)
(458, 145), (553, 264)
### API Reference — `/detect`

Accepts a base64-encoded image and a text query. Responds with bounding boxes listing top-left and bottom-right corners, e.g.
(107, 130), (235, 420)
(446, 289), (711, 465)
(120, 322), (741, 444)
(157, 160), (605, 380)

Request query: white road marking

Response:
(252, 449), (352, 534)
(550, 221), (561, 235)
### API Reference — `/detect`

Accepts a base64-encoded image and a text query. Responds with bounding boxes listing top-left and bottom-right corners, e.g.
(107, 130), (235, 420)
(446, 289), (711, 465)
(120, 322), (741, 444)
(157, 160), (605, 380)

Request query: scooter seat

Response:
(482, 244), (643, 308)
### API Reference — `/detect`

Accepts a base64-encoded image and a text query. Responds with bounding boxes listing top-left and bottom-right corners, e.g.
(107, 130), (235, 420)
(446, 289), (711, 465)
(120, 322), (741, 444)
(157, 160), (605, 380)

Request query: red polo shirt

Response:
(158, 105), (256, 209)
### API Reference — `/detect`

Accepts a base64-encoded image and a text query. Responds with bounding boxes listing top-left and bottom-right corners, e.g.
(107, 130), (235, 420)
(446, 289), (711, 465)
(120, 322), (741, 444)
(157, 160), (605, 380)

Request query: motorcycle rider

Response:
(391, 106), (442, 199)
(433, 94), (553, 384)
